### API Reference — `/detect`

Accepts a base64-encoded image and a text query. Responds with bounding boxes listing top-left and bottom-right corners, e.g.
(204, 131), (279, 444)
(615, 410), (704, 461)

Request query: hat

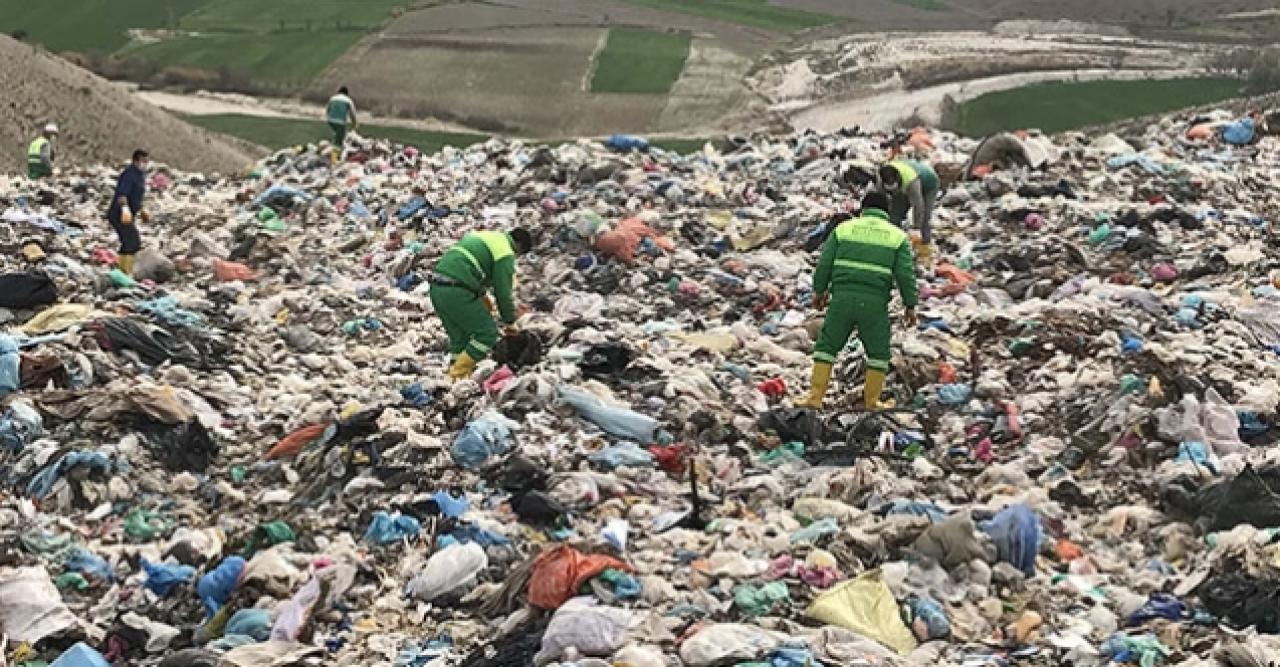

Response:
(43, 123), (58, 135)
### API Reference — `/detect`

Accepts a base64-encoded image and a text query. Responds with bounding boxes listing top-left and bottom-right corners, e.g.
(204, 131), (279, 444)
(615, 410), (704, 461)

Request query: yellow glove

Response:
(140, 210), (152, 224)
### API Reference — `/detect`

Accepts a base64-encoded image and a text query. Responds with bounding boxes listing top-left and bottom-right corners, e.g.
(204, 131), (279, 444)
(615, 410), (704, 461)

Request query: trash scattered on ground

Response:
(3, 111), (1280, 665)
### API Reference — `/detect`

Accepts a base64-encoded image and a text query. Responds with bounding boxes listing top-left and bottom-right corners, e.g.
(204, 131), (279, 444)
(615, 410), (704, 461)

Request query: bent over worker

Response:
(27, 123), (58, 180)
(106, 149), (150, 276)
(799, 191), (918, 410)
(878, 159), (939, 265)
(430, 228), (534, 379)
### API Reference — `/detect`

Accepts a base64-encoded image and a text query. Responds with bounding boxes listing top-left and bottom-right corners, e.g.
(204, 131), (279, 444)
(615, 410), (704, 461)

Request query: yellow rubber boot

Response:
(796, 361), (833, 409)
(448, 351), (477, 380)
(116, 253), (135, 276)
(864, 369), (895, 409)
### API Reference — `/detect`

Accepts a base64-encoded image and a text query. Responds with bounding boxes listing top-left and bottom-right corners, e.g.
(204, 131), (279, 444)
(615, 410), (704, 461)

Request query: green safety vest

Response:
(448, 231), (514, 278)
(887, 160), (919, 189)
(27, 137), (48, 165)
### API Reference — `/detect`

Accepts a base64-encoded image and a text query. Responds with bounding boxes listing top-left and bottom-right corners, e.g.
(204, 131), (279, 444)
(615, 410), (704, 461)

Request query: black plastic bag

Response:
(0, 273), (57, 308)
(1198, 573), (1280, 632)
(1163, 464), (1280, 533)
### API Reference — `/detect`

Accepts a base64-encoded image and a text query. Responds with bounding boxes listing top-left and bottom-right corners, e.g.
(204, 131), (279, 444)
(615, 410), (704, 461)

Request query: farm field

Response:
(120, 30), (359, 83)
(0, 0), (210, 52)
(591, 28), (691, 95)
(180, 0), (409, 31)
(610, 0), (839, 31)
(950, 77), (1244, 135)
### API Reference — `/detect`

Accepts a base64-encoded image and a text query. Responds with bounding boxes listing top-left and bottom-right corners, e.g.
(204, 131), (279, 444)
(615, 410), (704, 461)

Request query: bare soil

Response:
(0, 35), (260, 174)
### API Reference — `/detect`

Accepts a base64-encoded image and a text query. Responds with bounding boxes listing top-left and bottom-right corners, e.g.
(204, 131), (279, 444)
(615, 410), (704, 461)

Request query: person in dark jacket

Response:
(106, 149), (150, 275)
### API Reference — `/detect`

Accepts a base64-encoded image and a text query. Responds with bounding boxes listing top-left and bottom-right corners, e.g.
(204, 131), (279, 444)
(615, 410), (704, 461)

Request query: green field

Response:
(591, 28), (691, 95)
(181, 0), (408, 31)
(892, 0), (948, 10)
(0, 0), (211, 52)
(187, 114), (488, 152)
(950, 77), (1245, 136)
(613, 0), (839, 31)
(122, 30), (359, 83)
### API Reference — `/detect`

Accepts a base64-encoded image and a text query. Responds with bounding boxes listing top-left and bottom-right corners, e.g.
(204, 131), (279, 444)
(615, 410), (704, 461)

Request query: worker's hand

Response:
(903, 308), (918, 328)
(812, 292), (830, 311)
(482, 295), (495, 313)
(140, 210), (151, 223)
(120, 209), (133, 225)
(503, 324), (520, 337)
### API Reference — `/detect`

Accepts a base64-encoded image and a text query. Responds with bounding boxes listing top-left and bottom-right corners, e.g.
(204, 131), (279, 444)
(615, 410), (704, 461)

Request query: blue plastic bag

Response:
(50, 643), (110, 667)
(981, 504), (1040, 577)
(605, 134), (649, 152)
(66, 547), (114, 582)
(937, 383), (972, 406)
(0, 334), (19, 399)
(0, 400), (42, 451)
(790, 517), (839, 545)
(142, 558), (196, 597)
(884, 500), (948, 524)
(449, 414), (515, 469)
(587, 442), (656, 469)
(27, 451), (111, 500)
(197, 556), (246, 618)
(226, 608), (273, 641)
(1127, 593), (1186, 626)
(363, 511), (422, 545)
(433, 490), (469, 518)
(909, 594), (951, 639)
(449, 523), (510, 547)
(559, 387), (657, 443)
(1222, 117), (1256, 146)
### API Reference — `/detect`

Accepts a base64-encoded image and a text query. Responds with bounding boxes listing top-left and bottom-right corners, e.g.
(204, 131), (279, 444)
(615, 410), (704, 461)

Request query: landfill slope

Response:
(4, 111), (1280, 666)
(0, 35), (261, 174)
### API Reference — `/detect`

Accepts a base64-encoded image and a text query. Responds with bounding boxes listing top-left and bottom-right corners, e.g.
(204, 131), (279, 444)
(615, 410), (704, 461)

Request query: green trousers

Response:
(813, 291), (891, 372)
(27, 163), (50, 179)
(430, 284), (498, 361)
(329, 121), (347, 145)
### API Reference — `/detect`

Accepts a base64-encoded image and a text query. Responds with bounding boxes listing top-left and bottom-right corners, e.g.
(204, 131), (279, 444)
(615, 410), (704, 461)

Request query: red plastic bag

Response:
(265, 423), (328, 461)
(527, 545), (631, 610)
(213, 260), (257, 282)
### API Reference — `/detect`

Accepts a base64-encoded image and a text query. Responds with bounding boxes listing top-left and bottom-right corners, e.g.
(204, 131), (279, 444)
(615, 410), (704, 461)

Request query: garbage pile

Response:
(4, 109), (1280, 667)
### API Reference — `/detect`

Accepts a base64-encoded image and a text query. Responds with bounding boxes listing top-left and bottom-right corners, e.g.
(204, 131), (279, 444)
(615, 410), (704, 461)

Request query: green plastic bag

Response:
(243, 520), (296, 557)
(1088, 223), (1111, 245)
(734, 581), (790, 617)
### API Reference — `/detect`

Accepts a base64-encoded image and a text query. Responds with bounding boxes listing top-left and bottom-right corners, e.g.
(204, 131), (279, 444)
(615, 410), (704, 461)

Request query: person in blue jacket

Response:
(106, 149), (150, 276)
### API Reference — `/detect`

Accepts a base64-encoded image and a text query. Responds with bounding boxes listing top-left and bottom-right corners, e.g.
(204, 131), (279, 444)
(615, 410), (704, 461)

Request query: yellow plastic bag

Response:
(805, 569), (917, 655)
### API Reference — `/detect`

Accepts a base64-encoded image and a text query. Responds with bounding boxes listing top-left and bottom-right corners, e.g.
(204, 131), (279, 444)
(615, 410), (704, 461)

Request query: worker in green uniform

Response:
(798, 191), (918, 409)
(26, 123), (57, 180)
(430, 228), (534, 380)
(325, 86), (358, 161)
(878, 159), (940, 266)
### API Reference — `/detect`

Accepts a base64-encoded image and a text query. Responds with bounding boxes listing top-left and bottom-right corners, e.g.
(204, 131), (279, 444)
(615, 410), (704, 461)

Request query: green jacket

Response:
(434, 231), (518, 323)
(813, 208), (918, 307)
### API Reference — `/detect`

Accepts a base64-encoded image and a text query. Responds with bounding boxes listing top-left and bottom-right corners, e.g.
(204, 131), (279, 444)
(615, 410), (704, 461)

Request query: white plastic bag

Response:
(405, 542), (488, 601)
(533, 597), (632, 666)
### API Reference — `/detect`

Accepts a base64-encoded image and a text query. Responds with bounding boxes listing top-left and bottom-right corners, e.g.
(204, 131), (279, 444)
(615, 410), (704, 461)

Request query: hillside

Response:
(0, 35), (261, 174)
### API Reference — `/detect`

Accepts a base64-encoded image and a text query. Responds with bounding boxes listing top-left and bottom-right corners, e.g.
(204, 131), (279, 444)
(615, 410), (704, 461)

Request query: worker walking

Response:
(26, 123), (58, 180)
(429, 228), (534, 380)
(799, 192), (918, 410)
(325, 86), (358, 152)
(878, 159), (939, 265)
(106, 150), (150, 276)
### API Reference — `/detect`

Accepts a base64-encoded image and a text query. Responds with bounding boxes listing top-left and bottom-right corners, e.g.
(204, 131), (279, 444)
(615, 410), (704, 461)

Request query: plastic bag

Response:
(528, 544), (632, 610)
(734, 581), (791, 617)
(532, 597), (633, 666)
(1202, 388), (1244, 456)
(197, 556), (245, 618)
(0, 566), (80, 643)
(226, 609), (273, 641)
(363, 511), (421, 545)
(405, 542), (488, 601)
(0, 334), (20, 399)
(50, 643), (110, 667)
(142, 559), (195, 597)
(980, 504), (1040, 577)
(805, 569), (917, 655)
(559, 386), (657, 443)
(270, 576), (321, 642)
(0, 399), (42, 451)
(449, 413), (516, 469)
(679, 623), (780, 667)
(587, 442), (655, 469)
(912, 512), (988, 569)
